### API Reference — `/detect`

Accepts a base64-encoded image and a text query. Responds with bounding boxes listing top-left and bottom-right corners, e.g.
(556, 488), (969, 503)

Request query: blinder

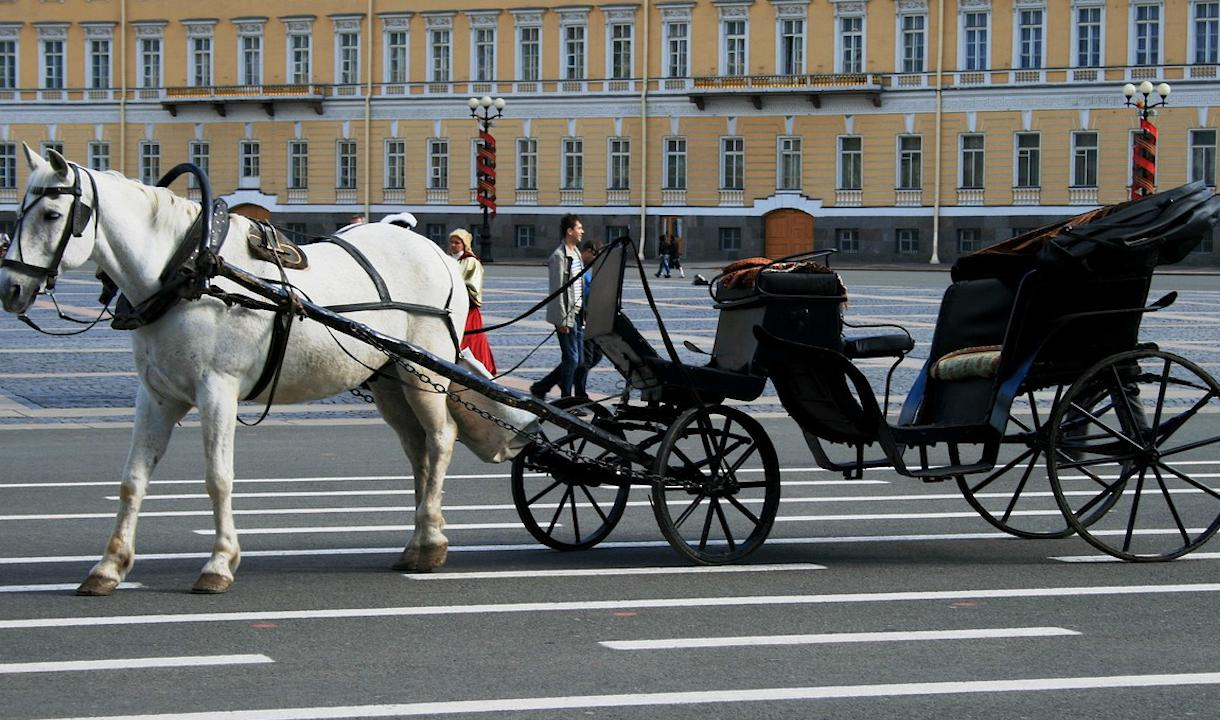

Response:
(0, 164), (97, 291)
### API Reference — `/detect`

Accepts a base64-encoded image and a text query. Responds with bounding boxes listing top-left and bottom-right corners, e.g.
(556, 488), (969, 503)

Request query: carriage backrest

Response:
(583, 239), (664, 392)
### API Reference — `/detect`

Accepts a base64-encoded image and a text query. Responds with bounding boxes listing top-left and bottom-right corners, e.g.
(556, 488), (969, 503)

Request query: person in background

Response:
(572, 238), (606, 399)
(655, 234), (672, 278)
(669, 236), (685, 278)
(449, 228), (496, 374)
(379, 211), (418, 230)
(530, 214), (584, 399)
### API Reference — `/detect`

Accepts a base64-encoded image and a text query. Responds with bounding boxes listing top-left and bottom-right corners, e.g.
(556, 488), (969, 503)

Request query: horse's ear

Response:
(22, 142), (42, 171)
(47, 148), (70, 178)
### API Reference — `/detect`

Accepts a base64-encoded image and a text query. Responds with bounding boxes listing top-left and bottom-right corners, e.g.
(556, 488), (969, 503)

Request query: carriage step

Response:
(907, 462), (993, 479)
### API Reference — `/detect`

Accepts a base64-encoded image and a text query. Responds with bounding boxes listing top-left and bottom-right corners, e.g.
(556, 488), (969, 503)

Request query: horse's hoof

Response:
(76, 575), (119, 596)
(394, 544), (448, 572)
(191, 573), (233, 594)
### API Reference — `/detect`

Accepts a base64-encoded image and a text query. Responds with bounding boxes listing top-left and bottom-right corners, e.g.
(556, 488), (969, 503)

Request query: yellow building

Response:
(0, 0), (1216, 262)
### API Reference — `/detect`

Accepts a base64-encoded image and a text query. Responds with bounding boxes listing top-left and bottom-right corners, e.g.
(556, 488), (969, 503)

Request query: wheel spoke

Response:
(568, 485), (582, 542)
(1152, 465), (1192, 545)
(1155, 393), (1219, 449)
(1158, 432), (1220, 460)
(673, 493), (707, 530)
(1152, 357), (1171, 430)
(1069, 400), (1143, 452)
(968, 446), (1037, 495)
(578, 483), (611, 523)
(1121, 468), (1149, 553)
(714, 499), (737, 552)
(1001, 447), (1041, 523)
(699, 498), (717, 551)
(1073, 462), (1136, 517)
(546, 485), (573, 534)
(1156, 461), (1220, 502)
(724, 441), (760, 482)
(526, 479), (563, 507)
(725, 493), (762, 527)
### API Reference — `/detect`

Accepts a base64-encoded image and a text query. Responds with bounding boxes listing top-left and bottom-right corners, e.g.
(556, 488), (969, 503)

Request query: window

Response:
(289, 140), (309, 189)
(609, 138), (630, 190)
(519, 26), (540, 81)
(428, 139), (448, 189)
(42, 36), (64, 89)
(606, 225), (630, 242)
(562, 138), (583, 190)
(1016, 133), (1041, 188)
(1071, 131), (1099, 187)
(385, 139), (405, 189)
(960, 134), (984, 189)
(283, 223), (307, 242)
(962, 11), (989, 70)
(139, 36), (161, 88)
(897, 228), (920, 254)
(957, 228), (981, 253)
(898, 135), (922, 189)
(188, 141), (209, 188)
(1191, 129), (1217, 186)
(839, 136), (862, 190)
(835, 228), (859, 253)
(839, 16), (863, 73)
(337, 31), (359, 84)
(0, 38), (15, 90)
(190, 34), (212, 86)
(386, 29), (408, 84)
(289, 32), (311, 84)
(1134, 4), (1161, 65)
(239, 140), (260, 185)
(0, 143), (16, 189)
(425, 223), (446, 245)
(515, 225), (536, 249)
(664, 137), (687, 190)
(563, 23), (585, 79)
(430, 28), (450, 82)
(473, 27), (495, 82)
(1017, 9), (1044, 69)
(719, 227), (742, 252)
(41, 141), (64, 157)
(723, 19), (747, 76)
(1075, 6), (1102, 67)
(517, 138), (538, 190)
(239, 33), (261, 85)
(901, 14), (926, 73)
(779, 18), (804, 75)
(609, 22), (632, 80)
(337, 140), (357, 190)
(721, 137), (744, 190)
(88, 36), (111, 89)
(778, 136), (802, 190)
(88, 141), (110, 171)
(139, 142), (160, 186)
(1196, 1), (1220, 64)
(666, 21), (688, 77)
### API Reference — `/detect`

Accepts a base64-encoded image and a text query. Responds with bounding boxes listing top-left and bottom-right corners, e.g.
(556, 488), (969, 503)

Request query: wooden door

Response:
(764, 209), (814, 258)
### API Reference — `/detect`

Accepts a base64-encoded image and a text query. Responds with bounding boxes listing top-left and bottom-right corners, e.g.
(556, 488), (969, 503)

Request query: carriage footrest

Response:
(843, 333), (915, 359)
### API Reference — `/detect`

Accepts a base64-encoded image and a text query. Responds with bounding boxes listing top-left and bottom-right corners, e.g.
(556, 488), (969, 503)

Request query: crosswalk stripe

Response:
(0, 654), (272, 674)
(600, 626), (1079, 650)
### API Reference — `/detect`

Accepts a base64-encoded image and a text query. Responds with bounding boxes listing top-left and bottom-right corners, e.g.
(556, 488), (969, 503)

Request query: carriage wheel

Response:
(1047, 349), (1220, 561)
(958, 383), (1119, 539)
(510, 397), (632, 551)
(650, 405), (780, 565)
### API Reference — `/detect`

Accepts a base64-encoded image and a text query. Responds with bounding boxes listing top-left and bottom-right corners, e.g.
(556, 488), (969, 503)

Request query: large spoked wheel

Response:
(510, 397), (632, 551)
(650, 405), (781, 565)
(958, 384), (1119, 539)
(1047, 349), (1220, 561)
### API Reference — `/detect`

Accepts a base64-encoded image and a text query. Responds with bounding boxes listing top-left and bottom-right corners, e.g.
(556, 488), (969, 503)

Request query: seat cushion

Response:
(930, 345), (1003, 381)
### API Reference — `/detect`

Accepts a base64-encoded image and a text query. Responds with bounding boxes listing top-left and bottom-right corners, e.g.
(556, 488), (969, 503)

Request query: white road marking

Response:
(2, 584), (1217, 630)
(194, 523), (523, 536)
(1050, 551), (1220, 563)
(23, 673), (1220, 718)
(600, 626), (1080, 650)
(404, 563), (825, 581)
(0, 654), (272, 675)
(0, 582), (142, 593)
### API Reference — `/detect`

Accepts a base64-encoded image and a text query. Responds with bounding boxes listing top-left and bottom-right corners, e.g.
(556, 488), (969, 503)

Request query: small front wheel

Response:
(650, 405), (781, 564)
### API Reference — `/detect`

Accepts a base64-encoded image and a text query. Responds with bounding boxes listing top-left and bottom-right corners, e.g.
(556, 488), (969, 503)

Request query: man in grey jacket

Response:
(530, 214), (585, 398)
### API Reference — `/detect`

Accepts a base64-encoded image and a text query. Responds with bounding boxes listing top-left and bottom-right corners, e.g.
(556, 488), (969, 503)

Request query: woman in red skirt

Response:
(448, 228), (496, 374)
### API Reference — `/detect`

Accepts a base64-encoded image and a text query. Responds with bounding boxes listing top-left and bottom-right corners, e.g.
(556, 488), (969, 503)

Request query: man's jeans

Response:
(534, 324), (584, 397)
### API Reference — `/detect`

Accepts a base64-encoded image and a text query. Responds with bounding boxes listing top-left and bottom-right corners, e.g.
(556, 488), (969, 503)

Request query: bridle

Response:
(1, 162), (98, 291)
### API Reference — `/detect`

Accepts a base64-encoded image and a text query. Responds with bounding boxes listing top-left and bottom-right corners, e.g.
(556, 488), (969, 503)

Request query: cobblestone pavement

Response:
(2, 264), (1218, 428)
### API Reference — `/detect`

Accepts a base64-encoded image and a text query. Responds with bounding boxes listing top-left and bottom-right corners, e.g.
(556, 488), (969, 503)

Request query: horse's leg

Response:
(369, 374), (457, 572)
(79, 386), (190, 596)
(191, 378), (243, 593)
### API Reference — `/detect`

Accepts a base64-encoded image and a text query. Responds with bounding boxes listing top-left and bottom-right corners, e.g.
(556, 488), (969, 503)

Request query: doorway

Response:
(764, 209), (814, 258)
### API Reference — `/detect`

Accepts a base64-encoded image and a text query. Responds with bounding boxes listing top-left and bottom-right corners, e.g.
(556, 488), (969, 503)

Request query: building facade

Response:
(0, 0), (1217, 263)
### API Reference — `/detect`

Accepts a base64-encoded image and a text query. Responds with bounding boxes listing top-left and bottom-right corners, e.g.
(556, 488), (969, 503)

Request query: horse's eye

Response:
(44, 210), (62, 222)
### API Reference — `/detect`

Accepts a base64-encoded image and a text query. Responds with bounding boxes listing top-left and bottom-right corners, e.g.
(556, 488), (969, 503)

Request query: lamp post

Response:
(468, 95), (506, 262)
(1122, 80), (1170, 201)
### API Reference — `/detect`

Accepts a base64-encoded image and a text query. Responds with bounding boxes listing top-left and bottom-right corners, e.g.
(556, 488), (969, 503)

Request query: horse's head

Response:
(0, 143), (98, 314)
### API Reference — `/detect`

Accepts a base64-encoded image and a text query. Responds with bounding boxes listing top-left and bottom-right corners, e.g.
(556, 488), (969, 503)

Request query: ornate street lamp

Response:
(1122, 80), (1170, 200)
(468, 95), (506, 262)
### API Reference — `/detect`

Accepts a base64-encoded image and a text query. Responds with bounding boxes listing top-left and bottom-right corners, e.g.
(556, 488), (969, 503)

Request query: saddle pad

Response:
(247, 222), (308, 270)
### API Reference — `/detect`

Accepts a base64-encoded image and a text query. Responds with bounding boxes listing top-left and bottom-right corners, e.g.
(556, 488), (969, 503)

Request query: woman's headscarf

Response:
(449, 228), (476, 260)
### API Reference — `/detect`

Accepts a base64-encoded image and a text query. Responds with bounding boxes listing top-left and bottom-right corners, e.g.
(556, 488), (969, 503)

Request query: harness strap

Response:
(325, 235), (392, 302)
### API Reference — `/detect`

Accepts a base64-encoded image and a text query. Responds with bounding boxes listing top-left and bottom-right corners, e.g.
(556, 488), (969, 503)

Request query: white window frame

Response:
(384, 138), (405, 190)
(1191, 0), (1220, 64)
(333, 17), (362, 86)
(560, 16), (587, 80)
(37, 25), (67, 90)
(664, 136), (687, 190)
(239, 139), (260, 187)
(0, 142), (15, 190)
(898, 135), (923, 190)
(960, 134), (985, 189)
(517, 137), (538, 190)
(83, 25), (113, 90)
(427, 138), (449, 190)
(1013, 6), (1045, 70)
(608, 137), (631, 191)
(607, 19), (634, 80)
(1189, 128), (1217, 187)
(719, 6), (749, 77)
(776, 15), (805, 75)
(777, 136), (802, 191)
(428, 26), (451, 83)
(134, 25), (164, 90)
(664, 16), (689, 78)
(1015, 132), (1041, 188)
(835, 13), (865, 74)
(1130, 2), (1163, 66)
(383, 16), (410, 85)
(838, 135), (863, 190)
(720, 136), (745, 190)
(0, 25), (19, 92)
(896, 228), (920, 254)
(284, 18), (313, 85)
(288, 140), (309, 190)
(1071, 130), (1100, 188)
(236, 25), (263, 86)
(515, 13), (542, 82)
(835, 228), (860, 253)
(562, 137), (583, 190)
(959, 9), (990, 71)
(184, 22), (215, 88)
(1071, 2), (1105, 68)
(188, 141), (209, 189)
(88, 140), (110, 171)
(139, 141), (160, 186)
(337, 139), (358, 190)
(468, 13), (498, 84)
(897, 12), (927, 74)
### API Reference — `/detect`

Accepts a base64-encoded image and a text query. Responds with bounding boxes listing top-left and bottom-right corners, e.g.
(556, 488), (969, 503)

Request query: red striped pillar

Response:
(1131, 116), (1157, 200)
(477, 128), (497, 217)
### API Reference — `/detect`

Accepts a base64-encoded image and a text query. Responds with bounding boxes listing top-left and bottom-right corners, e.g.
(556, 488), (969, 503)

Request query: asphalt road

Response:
(2, 263), (1220, 719)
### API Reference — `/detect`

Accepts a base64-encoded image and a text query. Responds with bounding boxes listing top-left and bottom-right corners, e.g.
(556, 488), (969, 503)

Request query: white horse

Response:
(0, 145), (469, 594)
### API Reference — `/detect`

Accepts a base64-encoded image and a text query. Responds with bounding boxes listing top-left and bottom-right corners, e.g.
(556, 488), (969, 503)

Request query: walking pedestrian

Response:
(669, 236), (685, 278)
(573, 238), (606, 399)
(530, 214), (585, 399)
(655, 234), (672, 278)
(449, 228), (496, 374)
